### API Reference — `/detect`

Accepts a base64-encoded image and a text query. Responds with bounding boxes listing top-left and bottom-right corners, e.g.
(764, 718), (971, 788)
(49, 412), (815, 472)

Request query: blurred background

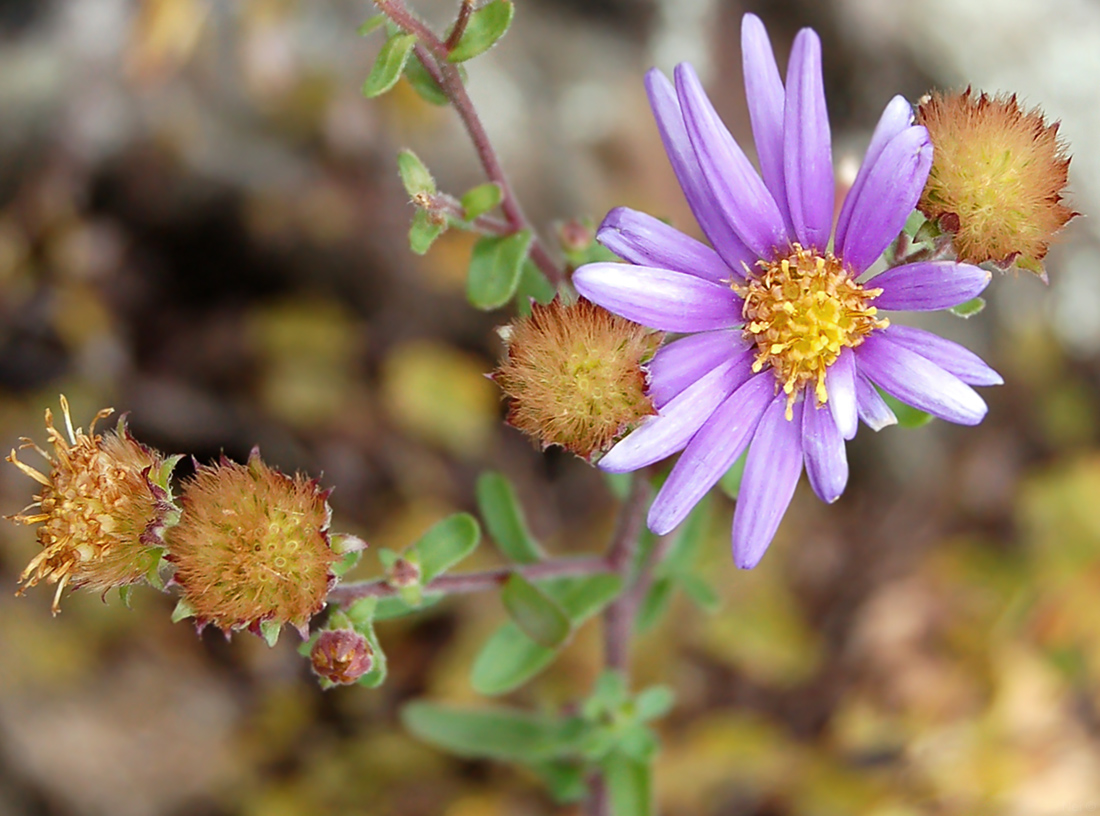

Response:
(1, 0), (1099, 814)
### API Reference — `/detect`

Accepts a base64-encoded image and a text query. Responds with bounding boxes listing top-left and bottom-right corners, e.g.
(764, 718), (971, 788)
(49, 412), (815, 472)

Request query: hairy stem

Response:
(375, 0), (564, 286)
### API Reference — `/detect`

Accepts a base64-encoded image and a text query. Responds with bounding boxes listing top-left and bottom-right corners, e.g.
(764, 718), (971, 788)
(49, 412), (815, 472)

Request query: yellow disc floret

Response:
(738, 245), (886, 419)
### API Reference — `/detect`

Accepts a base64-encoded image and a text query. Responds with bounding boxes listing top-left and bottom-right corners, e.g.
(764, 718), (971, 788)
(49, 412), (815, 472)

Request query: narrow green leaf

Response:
(259, 618), (281, 648)
(950, 296), (986, 318)
(476, 471), (542, 564)
(603, 751), (652, 816)
(527, 761), (589, 804)
(718, 451), (748, 500)
(661, 494), (713, 576)
(678, 573), (720, 612)
(331, 549), (362, 578)
(357, 15), (387, 36)
(363, 33), (417, 98)
(461, 183), (503, 220)
(467, 230), (532, 310)
(502, 574), (572, 648)
(634, 686), (674, 722)
(402, 702), (576, 762)
(373, 592), (443, 620)
(634, 576), (674, 633)
(118, 585), (133, 609)
(344, 597), (378, 629)
(447, 0), (514, 63)
(397, 149), (436, 197)
(355, 618), (388, 688)
(412, 513), (481, 583)
(471, 623), (557, 695)
(409, 209), (445, 255)
(879, 389), (933, 428)
(545, 573), (623, 622)
(403, 53), (449, 105)
(514, 260), (556, 315)
(171, 598), (195, 623)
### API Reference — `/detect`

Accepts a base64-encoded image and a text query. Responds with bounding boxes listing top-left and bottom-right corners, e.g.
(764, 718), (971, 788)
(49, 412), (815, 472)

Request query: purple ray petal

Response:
(741, 13), (793, 237)
(835, 96), (914, 254)
(648, 330), (751, 408)
(801, 401), (848, 504)
(597, 207), (737, 284)
(837, 126), (932, 274)
(854, 369), (897, 431)
(599, 355), (753, 473)
(573, 262), (741, 332)
(856, 333), (987, 425)
(826, 346), (858, 440)
(674, 63), (789, 259)
(645, 70), (757, 272)
(649, 373), (774, 535)
(732, 396), (804, 569)
(783, 28), (834, 251)
(870, 261), (991, 312)
(883, 325), (1002, 386)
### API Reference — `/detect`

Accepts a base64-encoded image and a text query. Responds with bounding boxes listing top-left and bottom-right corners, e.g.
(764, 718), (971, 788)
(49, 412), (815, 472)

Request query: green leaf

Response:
(502, 574), (572, 648)
(118, 585), (133, 608)
(373, 591), (443, 620)
(514, 260), (556, 315)
(397, 149), (436, 197)
(461, 183), (503, 220)
(362, 33), (418, 98)
(527, 761), (588, 804)
(635, 576), (674, 633)
(344, 597), (378, 629)
(879, 390), (933, 428)
(634, 685), (674, 722)
(678, 573), (720, 612)
(661, 494), (713, 576)
(331, 549), (362, 578)
(718, 451), (748, 500)
(603, 471), (632, 501)
(357, 15), (387, 36)
(447, 0), (514, 63)
(402, 701), (578, 762)
(403, 53), (448, 105)
(950, 296), (986, 318)
(476, 471), (542, 564)
(171, 598), (195, 623)
(355, 619), (388, 688)
(603, 751), (653, 816)
(466, 230), (532, 310)
(409, 209), (445, 255)
(411, 513), (481, 583)
(259, 618), (281, 648)
(545, 573), (623, 622)
(471, 622), (557, 695)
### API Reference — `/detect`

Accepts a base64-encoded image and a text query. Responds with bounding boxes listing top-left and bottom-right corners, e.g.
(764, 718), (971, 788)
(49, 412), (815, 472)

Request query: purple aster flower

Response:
(572, 14), (1002, 569)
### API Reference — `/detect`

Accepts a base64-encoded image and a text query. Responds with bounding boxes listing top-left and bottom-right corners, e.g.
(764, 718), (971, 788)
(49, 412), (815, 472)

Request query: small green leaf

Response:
(397, 149), (436, 197)
(357, 15), (387, 36)
(950, 296), (986, 318)
(411, 513), (481, 583)
(403, 53), (449, 105)
(514, 260), (556, 315)
(460, 183), (503, 220)
(331, 549), (362, 578)
(373, 592), (444, 620)
(476, 471), (542, 564)
(527, 761), (588, 804)
(634, 686), (674, 722)
(502, 574), (572, 648)
(603, 751), (653, 816)
(355, 619), (388, 688)
(546, 573), (623, 622)
(471, 622), (557, 695)
(118, 585), (133, 609)
(344, 597), (378, 629)
(678, 573), (720, 612)
(467, 230), (532, 310)
(409, 209), (445, 255)
(635, 576), (674, 633)
(171, 598), (195, 623)
(880, 390), (933, 428)
(363, 33), (418, 98)
(259, 618), (281, 648)
(447, 0), (514, 63)
(402, 702), (578, 762)
(718, 451), (748, 500)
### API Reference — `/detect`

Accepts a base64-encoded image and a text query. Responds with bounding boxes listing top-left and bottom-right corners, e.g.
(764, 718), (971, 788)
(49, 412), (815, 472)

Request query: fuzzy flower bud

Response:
(916, 88), (1076, 277)
(5, 397), (179, 614)
(492, 297), (662, 461)
(310, 628), (374, 686)
(165, 449), (339, 640)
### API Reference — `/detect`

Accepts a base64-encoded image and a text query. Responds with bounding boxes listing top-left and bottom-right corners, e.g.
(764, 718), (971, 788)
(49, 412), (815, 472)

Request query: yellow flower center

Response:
(737, 245), (886, 419)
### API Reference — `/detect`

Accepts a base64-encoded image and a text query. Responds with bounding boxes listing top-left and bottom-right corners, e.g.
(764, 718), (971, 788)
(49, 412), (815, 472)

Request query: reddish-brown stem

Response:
(375, 0), (564, 287)
(414, 191), (513, 235)
(444, 0), (475, 51)
(327, 556), (610, 605)
(603, 475), (653, 673)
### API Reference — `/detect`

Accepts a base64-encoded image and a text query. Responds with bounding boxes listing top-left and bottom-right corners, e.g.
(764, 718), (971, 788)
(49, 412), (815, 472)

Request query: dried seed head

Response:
(917, 88), (1076, 276)
(165, 450), (338, 640)
(5, 396), (179, 614)
(493, 298), (662, 461)
(310, 628), (374, 686)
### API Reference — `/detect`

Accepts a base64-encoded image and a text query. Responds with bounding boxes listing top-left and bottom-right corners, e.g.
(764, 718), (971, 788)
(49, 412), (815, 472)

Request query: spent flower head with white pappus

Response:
(573, 14), (1002, 569)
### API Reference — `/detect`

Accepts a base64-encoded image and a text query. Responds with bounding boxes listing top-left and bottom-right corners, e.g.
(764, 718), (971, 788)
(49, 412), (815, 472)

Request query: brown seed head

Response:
(493, 297), (662, 461)
(5, 396), (178, 614)
(310, 628), (374, 686)
(917, 88), (1076, 275)
(166, 450), (338, 639)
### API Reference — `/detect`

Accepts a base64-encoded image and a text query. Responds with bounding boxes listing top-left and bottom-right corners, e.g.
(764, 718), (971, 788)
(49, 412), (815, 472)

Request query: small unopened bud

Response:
(5, 397), (179, 614)
(387, 557), (421, 588)
(558, 219), (595, 255)
(492, 297), (662, 461)
(917, 88), (1077, 277)
(310, 628), (374, 686)
(165, 449), (339, 640)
